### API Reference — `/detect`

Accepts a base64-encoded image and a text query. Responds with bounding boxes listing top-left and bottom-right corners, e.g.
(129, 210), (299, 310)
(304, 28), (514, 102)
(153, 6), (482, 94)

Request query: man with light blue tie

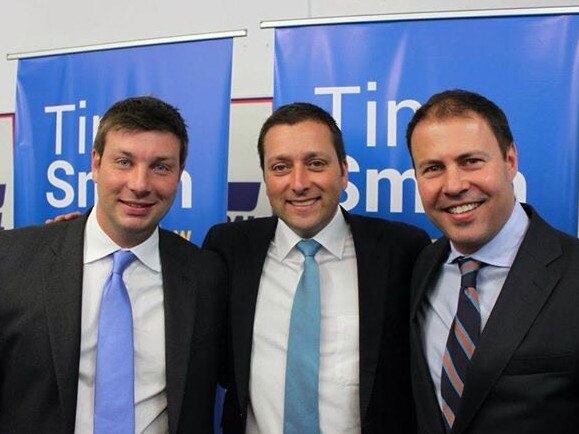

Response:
(203, 102), (430, 433)
(407, 89), (579, 434)
(0, 96), (226, 433)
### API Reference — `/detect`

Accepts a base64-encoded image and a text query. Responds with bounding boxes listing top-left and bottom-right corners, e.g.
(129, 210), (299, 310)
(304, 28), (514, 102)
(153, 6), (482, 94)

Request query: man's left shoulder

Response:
(524, 204), (579, 252)
(347, 212), (431, 246)
(159, 228), (223, 265)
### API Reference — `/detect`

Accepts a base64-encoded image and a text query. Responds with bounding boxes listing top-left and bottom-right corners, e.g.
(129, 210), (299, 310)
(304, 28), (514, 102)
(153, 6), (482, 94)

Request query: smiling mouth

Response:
(446, 202), (482, 214)
(288, 198), (318, 207)
(121, 200), (153, 208)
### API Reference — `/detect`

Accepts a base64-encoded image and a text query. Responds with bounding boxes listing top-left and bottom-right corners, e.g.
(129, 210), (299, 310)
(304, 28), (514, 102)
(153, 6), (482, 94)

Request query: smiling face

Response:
(263, 120), (348, 238)
(410, 112), (517, 254)
(92, 128), (182, 247)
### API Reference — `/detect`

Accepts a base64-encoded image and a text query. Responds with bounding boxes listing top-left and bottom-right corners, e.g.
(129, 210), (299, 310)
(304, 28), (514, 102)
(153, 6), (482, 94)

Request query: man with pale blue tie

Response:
(407, 89), (579, 434)
(0, 96), (226, 433)
(203, 102), (430, 433)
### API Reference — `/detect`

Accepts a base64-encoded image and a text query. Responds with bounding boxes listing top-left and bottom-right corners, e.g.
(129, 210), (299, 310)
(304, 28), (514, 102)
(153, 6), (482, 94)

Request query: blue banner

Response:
(274, 14), (579, 237)
(15, 38), (233, 244)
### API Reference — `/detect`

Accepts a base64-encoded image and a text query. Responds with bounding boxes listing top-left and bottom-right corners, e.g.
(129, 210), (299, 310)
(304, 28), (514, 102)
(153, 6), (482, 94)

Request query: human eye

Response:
(153, 162), (173, 175)
(307, 159), (327, 170)
(115, 158), (131, 168)
(270, 162), (289, 174)
(462, 157), (485, 169)
(420, 163), (442, 177)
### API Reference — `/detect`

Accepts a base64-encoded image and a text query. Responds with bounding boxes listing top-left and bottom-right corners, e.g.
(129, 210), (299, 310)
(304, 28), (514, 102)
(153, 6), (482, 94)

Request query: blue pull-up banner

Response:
(274, 13), (579, 237)
(15, 38), (233, 244)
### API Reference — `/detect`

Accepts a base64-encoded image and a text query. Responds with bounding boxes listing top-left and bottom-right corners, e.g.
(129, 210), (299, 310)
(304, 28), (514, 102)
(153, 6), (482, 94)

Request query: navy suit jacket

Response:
(410, 204), (579, 434)
(203, 209), (430, 433)
(0, 213), (226, 433)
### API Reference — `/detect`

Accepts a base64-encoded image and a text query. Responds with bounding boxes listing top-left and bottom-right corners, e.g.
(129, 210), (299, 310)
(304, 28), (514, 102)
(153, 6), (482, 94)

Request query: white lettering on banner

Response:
(314, 85), (360, 129)
(314, 84), (420, 148)
(342, 156), (360, 210)
(366, 82), (377, 147)
(44, 103), (75, 156)
(44, 100), (102, 156)
(342, 156), (528, 213)
(46, 160), (79, 207)
(513, 172), (527, 203)
(387, 99), (421, 147)
(366, 167), (422, 213)
(180, 171), (193, 208)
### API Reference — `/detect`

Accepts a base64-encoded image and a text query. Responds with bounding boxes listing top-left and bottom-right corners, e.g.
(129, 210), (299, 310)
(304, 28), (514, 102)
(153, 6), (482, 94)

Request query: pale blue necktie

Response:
(94, 250), (137, 434)
(284, 239), (322, 434)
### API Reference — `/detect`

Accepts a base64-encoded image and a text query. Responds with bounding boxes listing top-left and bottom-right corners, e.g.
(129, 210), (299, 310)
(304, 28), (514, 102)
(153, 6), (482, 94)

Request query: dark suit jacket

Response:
(203, 209), (430, 434)
(410, 204), (579, 434)
(0, 213), (226, 434)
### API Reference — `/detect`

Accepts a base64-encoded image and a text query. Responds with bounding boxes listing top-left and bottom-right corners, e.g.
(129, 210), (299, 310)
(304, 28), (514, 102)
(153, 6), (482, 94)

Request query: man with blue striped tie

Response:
(407, 89), (579, 434)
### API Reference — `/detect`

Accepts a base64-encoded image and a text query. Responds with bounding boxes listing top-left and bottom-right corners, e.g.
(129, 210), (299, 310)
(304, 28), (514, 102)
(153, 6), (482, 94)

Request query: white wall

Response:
(1, 0), (576, 113)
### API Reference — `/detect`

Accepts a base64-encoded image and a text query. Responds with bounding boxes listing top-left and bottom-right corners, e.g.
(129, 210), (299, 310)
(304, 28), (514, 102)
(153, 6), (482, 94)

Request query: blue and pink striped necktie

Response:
(440, 257), (485, 431)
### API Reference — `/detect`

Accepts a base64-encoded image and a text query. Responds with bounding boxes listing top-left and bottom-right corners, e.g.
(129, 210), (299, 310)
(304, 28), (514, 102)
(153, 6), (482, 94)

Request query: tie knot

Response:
(455, 257), (484, 274)
(455, 257), (485, 289)
(296, 239), (321, 258)
(112, 250), (137, 275)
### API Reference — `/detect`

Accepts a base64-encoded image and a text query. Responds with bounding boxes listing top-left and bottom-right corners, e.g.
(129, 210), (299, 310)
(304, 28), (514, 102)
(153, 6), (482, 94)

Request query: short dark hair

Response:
(93, 96), (189, 168)
(257, 102), (346, 170)
(406, 89), (514, 161)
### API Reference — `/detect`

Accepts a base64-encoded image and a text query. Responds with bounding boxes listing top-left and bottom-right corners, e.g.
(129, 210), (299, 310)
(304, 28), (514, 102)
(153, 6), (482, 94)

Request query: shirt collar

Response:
(83, 206), (161, 272)
(447, 201), (529, 267)
(273, 207), (349, 259)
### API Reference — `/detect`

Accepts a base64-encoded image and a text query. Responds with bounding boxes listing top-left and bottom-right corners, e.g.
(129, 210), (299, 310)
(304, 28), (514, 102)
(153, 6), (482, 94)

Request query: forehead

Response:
(411, 113), (499, 156)
(263, 120), (335, 157)
(103, 129), (181, 156)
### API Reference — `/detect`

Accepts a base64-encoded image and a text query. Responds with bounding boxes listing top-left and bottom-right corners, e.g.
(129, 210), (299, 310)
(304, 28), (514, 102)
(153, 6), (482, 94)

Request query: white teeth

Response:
(448, 203), (480, 214)
(291, 199), (316, 206)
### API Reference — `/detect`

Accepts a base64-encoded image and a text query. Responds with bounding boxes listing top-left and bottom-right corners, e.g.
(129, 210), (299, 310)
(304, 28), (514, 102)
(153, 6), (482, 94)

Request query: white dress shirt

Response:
(74, 207), (168, 433)
(419, 202), (529, 409)
(246, 208), (361, 434)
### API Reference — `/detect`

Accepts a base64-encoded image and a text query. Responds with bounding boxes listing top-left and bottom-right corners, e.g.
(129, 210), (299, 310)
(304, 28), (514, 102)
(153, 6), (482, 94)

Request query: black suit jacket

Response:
(203, 209), (430, 433)
(410, 204), (579, 434)
(0, 213), (226, 434)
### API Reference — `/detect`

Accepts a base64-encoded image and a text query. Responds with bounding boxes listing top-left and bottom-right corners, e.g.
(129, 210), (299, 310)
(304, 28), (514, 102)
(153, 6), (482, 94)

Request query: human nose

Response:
(290, 165), (310, 193)
(127, 166), (150, 194)
(442, 167), (468, 196)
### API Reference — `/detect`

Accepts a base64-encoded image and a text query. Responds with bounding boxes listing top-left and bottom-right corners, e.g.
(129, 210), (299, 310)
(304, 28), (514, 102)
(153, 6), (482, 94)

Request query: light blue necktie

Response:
(284, 239), (322, 434)
(94, 250), (137, 434)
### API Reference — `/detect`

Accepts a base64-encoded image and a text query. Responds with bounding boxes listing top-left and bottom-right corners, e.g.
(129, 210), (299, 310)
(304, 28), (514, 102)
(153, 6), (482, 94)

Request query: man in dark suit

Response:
(407, 89), (579, 433)
(203, 102), (430, 433)
(0, 96), (225, 433)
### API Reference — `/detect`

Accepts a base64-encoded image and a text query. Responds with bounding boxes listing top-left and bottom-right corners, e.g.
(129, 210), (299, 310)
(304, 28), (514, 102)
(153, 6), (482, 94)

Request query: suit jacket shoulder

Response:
(0, 216), (87, 433)
(202, 217), (277, 254)
(346, 212), (431, 255)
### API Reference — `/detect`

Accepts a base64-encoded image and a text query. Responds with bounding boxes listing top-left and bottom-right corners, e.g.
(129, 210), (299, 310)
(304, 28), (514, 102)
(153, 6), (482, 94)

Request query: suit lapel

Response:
(346, 213), (388, 420)
(160, 231), (198, 434)
(410, 239), (449, 434)
(453, 210), (563, 433)
(43, 216), (86, 433)
(232, 218), (277, 412)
